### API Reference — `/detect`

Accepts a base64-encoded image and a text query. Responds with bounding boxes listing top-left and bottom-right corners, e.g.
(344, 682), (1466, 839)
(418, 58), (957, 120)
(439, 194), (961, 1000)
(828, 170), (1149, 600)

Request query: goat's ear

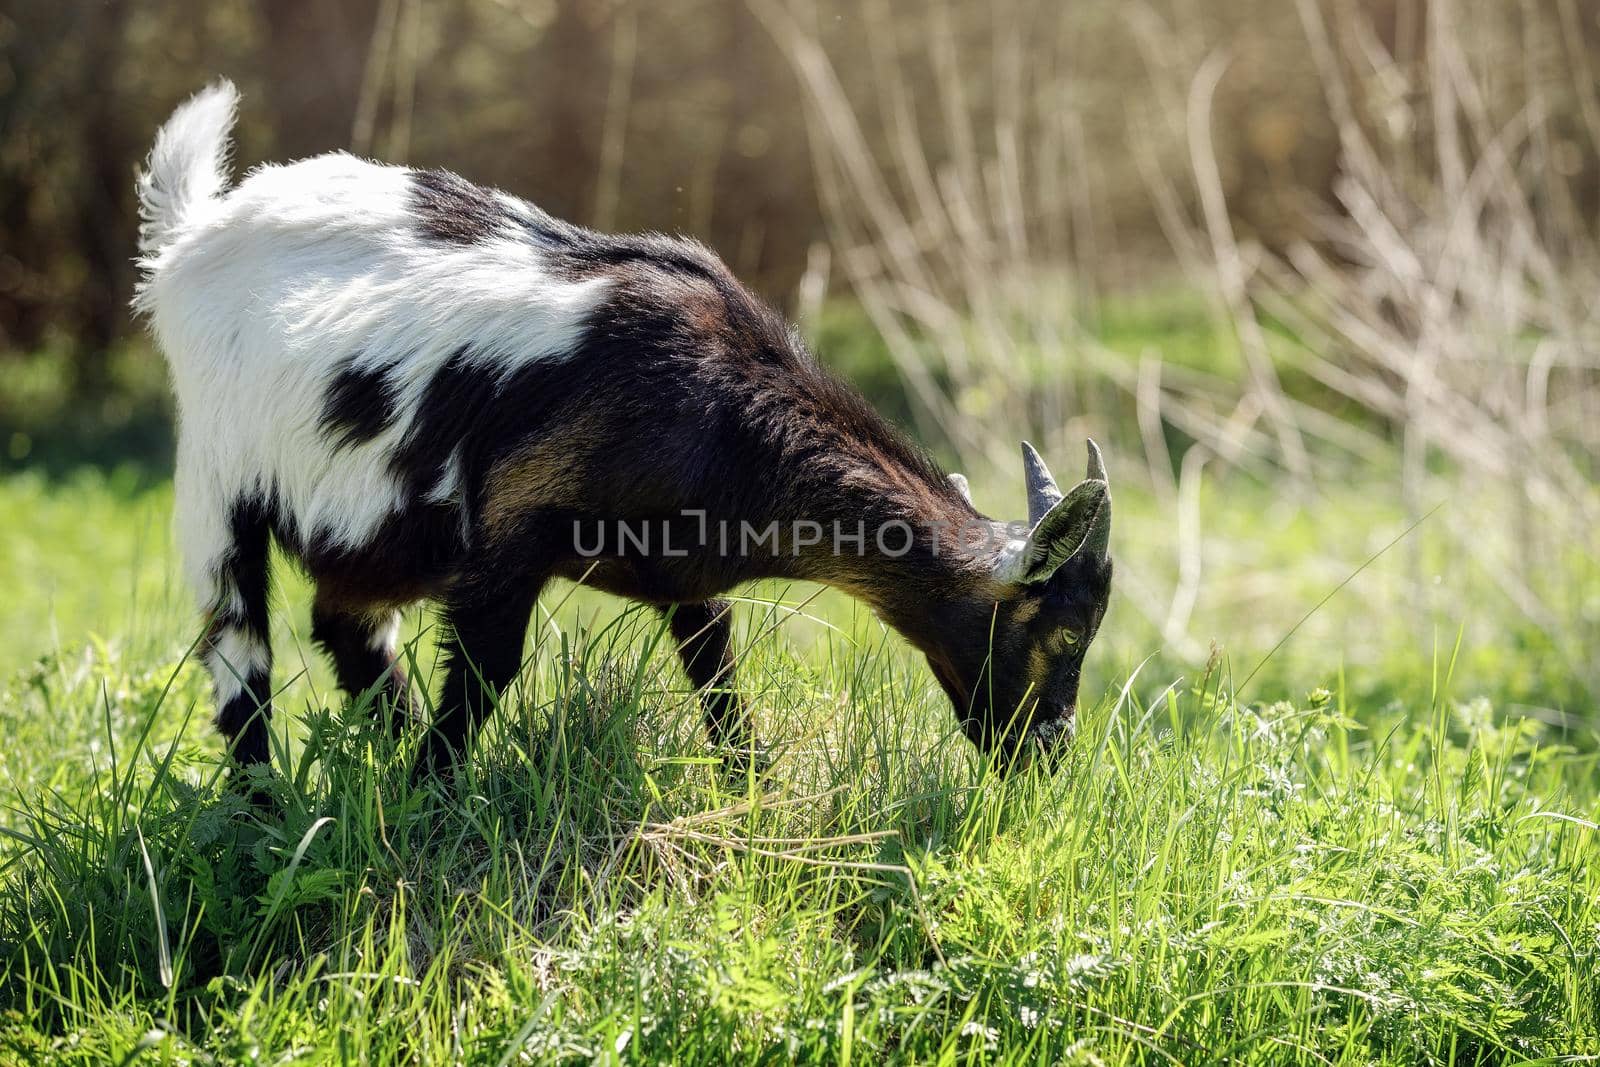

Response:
(996, 439), (1111, 585)
(948, 472), (974, 506)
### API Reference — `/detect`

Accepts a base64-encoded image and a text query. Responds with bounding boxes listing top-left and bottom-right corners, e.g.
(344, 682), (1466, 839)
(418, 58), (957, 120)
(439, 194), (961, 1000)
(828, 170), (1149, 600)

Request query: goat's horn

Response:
(1021, 441), (1061, 527)
(1086, 438), (1107, 483)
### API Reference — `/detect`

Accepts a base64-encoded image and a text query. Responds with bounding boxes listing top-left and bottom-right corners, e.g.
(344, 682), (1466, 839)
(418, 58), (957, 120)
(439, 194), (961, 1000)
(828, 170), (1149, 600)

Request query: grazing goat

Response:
(133, 82), (1113, 781)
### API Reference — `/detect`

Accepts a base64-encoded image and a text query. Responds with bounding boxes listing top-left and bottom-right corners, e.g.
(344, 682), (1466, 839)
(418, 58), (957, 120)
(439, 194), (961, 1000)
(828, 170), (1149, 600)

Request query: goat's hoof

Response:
(719, 741), (773, 780)
(379, 694), (424, 739)
(228, 763), (279, 813)
(409, 745), (462, 790)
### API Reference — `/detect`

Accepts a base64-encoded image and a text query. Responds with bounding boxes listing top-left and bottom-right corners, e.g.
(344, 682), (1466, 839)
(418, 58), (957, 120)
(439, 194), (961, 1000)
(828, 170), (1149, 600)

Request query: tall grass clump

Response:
(1254, 0), (1600, 699)
(1, 600), (1597, 1062)
(754, 0), (1600, 710)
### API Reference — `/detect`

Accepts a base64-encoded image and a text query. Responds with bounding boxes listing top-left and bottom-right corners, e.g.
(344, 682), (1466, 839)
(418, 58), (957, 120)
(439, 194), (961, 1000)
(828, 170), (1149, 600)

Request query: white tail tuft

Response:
(136, 79), (240, 258)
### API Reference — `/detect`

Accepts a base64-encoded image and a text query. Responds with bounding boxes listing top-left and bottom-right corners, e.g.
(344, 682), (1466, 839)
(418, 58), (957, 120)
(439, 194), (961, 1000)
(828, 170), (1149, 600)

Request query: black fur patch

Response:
(410, 169), (513, 245)
(290, 499), (468, 609)
(222, 495), (274, 639)
(216, 677), (273, 766)
(389, 345), (501, 497)
(211, 494), (275, 764)
(321, 359), (397, 447)
(309, 603), (414, 732)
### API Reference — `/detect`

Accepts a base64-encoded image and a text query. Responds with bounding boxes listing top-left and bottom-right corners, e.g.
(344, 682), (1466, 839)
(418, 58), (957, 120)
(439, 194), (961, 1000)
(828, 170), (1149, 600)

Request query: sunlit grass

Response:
(2, 606), (1596, 1063)
(0, 470), (1597, 1062)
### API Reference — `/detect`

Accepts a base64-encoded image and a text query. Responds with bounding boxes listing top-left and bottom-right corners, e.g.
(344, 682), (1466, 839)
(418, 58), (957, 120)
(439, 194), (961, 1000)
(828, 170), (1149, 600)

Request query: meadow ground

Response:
(0, 456), (1595, 1065)
(6, 2), (1597, 1055)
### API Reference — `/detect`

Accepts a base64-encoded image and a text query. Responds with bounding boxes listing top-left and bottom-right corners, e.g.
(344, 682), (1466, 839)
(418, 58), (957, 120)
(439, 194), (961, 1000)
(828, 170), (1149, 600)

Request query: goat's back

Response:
(142, 150), (616, 553)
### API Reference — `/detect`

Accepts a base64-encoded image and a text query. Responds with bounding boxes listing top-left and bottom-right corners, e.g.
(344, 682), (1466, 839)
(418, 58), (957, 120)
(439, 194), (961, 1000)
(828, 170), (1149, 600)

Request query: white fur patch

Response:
(993, 537), (1031, 584)
(1033, 715), (1075, 746)
(367, 611), (402, 655)
(138, 150), (612, 580)
(426, 449), (466, 505)
(206, 629), (270, 704)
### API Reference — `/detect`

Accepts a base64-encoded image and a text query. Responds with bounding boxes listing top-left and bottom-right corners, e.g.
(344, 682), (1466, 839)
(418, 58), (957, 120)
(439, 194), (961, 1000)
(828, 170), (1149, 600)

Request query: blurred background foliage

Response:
(0, 0), (1597, 712)
(8, 0), (1592, 403)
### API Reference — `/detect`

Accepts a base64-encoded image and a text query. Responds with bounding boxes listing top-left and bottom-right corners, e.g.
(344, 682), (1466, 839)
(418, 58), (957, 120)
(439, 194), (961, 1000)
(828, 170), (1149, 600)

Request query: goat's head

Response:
(926, 440), (1113, 767)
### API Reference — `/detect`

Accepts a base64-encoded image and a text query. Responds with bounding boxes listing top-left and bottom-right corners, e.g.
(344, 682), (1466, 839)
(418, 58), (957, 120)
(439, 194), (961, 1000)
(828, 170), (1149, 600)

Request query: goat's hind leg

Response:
(311, 596), (417, 736)
(186, 494), (276, 771)
(663, 600), (765, 770)
(413, 571), (542, 781)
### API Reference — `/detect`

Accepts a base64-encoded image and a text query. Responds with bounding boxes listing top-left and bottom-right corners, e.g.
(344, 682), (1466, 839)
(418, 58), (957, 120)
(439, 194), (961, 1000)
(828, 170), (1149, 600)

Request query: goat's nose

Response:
(1035, 708), (1076, 747)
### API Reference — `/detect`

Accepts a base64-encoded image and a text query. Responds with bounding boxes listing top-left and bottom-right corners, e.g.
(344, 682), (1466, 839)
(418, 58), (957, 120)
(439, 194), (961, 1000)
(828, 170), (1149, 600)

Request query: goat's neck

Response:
(758, 446), (1008, 644)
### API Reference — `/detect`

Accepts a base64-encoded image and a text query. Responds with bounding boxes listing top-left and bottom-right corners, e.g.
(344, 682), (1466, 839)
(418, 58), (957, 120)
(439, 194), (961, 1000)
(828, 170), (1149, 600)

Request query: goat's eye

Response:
(1060, 629), (1080, 648)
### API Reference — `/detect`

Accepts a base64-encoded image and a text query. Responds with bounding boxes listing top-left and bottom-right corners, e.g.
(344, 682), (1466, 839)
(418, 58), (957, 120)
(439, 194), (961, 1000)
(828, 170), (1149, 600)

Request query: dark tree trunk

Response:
(69, 0), (133, 400)
(0, 0), (76, 355)
(708, 4), (814, 301)
(258, 0), (382, 160)
(523, 0), (611, 226)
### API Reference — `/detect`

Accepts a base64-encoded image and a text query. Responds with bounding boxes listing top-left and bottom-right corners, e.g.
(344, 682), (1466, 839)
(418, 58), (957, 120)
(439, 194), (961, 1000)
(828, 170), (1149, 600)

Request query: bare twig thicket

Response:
(751, 0), (1599, 701)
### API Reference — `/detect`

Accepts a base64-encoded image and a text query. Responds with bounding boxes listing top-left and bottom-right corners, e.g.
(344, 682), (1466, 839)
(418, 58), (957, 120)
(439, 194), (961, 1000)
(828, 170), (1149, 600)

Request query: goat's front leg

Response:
(662, 600), (763, 766)
(414, 571), (543, 781)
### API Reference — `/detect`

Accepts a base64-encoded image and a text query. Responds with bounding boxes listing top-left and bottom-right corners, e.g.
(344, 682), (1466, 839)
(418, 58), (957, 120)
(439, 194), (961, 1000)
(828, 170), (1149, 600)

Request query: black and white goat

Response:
(134, 82), (1113, 779)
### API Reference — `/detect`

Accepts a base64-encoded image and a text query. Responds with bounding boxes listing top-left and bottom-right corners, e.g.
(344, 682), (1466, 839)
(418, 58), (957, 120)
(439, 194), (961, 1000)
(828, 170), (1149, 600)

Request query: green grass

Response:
(0, 469), (1596, 1063)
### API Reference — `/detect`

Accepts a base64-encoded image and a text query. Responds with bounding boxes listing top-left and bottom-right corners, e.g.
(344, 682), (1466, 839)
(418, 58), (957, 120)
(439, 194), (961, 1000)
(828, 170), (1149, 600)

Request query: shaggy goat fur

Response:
(135, 81), (1112, 779)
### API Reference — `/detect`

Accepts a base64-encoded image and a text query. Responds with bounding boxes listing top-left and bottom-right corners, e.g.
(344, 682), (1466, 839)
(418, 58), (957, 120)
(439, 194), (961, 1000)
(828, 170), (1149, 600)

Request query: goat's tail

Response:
(136, 79), (240, 259)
